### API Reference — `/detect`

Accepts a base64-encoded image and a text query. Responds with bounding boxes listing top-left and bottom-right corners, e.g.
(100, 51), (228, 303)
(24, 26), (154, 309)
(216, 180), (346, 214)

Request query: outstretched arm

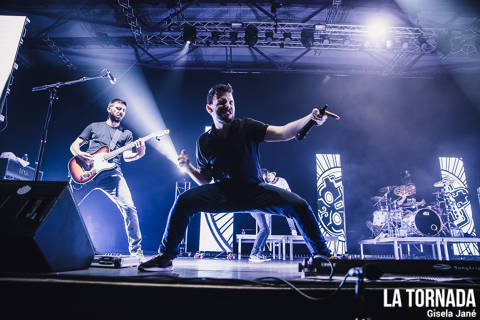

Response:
(264, 108), (327, 142)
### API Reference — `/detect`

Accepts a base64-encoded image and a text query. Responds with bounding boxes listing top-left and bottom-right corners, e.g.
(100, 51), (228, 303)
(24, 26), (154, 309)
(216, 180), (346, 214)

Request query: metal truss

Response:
(42, 34), (76, 70)
(117, 0), (149, 45)
(137, 20), (478, 57)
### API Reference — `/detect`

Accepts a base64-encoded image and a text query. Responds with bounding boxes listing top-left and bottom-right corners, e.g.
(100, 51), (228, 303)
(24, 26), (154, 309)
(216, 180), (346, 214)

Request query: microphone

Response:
(104, 69), (117, 84)
(295, 105), (328, 141)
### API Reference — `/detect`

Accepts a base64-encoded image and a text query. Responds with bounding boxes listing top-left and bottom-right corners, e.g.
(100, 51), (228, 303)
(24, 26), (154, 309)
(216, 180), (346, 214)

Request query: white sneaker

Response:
(248, 254), (271, 263)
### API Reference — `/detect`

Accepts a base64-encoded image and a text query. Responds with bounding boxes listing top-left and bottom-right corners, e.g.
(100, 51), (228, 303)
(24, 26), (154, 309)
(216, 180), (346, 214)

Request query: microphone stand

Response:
(31, 72), (112, 181)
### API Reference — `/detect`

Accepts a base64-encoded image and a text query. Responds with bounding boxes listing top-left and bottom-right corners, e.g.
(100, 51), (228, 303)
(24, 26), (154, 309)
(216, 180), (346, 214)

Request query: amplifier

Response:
(0, 158), (42, 180)
(91, 254), (140, 268)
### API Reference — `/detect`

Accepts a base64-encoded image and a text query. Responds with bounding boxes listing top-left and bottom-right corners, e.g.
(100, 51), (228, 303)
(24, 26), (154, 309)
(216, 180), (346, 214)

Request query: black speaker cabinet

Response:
(0, 180), (94, 272)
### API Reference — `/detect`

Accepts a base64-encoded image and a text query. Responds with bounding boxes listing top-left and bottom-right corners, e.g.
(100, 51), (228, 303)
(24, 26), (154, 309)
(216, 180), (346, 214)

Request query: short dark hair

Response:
(108, 98), (127, 107)
(207, 83), (233, 105)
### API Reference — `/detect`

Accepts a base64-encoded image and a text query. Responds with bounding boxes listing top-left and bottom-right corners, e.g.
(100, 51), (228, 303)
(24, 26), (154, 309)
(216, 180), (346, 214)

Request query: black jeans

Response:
(159, 181), (331, 259)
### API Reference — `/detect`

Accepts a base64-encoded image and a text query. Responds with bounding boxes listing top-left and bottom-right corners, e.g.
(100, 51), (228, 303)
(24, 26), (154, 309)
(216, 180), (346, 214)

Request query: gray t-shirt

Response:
(78, 121), (133, 171)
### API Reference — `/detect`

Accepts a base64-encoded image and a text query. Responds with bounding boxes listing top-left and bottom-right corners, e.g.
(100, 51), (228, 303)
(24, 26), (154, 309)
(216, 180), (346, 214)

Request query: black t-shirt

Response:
(78, 122), (133, 171)
(196, 118), (268, 184)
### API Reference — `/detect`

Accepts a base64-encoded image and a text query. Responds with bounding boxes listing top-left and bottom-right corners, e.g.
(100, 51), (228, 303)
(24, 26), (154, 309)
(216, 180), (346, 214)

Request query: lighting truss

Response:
(131, 20), (477, 57)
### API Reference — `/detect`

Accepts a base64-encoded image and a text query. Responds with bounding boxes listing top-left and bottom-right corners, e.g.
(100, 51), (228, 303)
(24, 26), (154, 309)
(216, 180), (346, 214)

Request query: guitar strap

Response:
(109, 129), (122, 151)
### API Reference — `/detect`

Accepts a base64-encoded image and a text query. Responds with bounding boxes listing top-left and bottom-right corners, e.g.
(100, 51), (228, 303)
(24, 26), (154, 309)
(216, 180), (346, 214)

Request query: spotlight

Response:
(230, 31), (238, 44)
(182, 24), (196, 44)
(244, 24), (259, 47)
(315, 24), (326, 31)
(419, 37), (436, 54)
(231, 22), (243, 29)
(385, 39), (393, 49)
(401, 41), (409, 50)
(301, 28), (314, 48)
(283, 32), (292, 44)
(367, 19), (389, 39)
(320, 37), (330, 46)
(265, 31), (274, 43)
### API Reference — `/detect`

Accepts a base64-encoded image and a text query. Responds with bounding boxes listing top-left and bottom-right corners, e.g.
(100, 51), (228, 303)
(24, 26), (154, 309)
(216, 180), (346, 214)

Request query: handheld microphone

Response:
(295, 105), (328, 141)
(104, 69), (117, 84)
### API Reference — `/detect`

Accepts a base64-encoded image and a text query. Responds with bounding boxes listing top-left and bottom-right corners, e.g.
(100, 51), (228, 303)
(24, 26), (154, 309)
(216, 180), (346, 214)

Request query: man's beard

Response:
(108, 113), (122, 123)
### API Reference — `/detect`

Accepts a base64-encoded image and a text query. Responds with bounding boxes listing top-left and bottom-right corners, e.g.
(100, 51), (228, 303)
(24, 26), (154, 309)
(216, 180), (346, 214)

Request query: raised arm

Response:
(264, 108), (327, 142)
(178, 149), (212, 185)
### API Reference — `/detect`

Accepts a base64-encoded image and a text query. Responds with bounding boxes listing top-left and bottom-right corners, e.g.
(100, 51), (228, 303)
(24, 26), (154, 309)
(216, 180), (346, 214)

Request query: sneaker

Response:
(248, 253), (271, 263)
(138, 253), (173, 271)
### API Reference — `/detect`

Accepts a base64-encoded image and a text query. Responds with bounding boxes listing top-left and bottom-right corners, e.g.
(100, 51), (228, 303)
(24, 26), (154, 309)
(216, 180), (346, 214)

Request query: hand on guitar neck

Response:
(69, 129), (169, 184)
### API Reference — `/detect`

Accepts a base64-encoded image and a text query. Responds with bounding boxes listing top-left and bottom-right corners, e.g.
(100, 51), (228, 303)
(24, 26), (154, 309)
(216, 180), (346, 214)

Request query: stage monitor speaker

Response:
(0, 180), (94, 272)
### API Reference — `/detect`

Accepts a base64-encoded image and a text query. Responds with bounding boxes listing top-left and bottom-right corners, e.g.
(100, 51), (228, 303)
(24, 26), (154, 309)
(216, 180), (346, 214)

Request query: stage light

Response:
(244, 24), (259, 47)
(419, 37), (436, 54)
(283, 32), (292, 44)
(401, 41), (409, 49)
(182, 24), (196, 44)
(315, 24), (326, 31)
(265, 31), (274, 44)
(230, 31), (238, 44)
(385, 39), (393, 49)
(320, 37), (330, 46)
(301, 28), (314, 48)
(231, 22), (242, 29)
(367, 19), (389, 39)
(343, 37), (351, 46)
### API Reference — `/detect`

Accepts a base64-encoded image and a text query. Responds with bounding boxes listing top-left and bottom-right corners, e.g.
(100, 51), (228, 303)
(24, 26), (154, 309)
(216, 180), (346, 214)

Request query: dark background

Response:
(1, 66), (479, 254)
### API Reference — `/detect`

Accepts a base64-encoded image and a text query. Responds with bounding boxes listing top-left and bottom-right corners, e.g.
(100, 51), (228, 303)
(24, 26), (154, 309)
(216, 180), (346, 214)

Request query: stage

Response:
(1, 256), (479, 319)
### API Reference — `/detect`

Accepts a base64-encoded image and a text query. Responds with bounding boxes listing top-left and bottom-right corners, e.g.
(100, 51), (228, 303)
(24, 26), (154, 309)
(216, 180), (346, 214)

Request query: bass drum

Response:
(403, 207), (442, 236)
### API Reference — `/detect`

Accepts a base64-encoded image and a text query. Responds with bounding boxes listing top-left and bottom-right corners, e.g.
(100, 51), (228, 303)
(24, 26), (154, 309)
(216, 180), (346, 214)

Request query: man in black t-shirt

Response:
(139, 84), (332, 271)
(70, 98), (145, 258)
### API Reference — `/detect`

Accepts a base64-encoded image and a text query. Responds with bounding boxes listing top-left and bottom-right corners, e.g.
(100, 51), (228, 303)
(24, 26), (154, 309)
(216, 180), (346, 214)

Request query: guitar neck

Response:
(104, 134), (153, 160)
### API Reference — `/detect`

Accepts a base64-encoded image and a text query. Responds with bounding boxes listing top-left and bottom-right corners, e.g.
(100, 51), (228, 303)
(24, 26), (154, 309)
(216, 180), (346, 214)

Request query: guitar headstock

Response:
(152, 129), (170, 140)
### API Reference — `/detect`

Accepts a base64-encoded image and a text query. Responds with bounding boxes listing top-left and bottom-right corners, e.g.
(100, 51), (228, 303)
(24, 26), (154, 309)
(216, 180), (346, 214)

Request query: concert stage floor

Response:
(2, 256), (479, 319)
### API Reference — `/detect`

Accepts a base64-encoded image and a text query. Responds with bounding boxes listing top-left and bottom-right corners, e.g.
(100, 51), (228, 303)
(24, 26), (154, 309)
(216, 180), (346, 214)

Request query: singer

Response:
(69, 98), (146, 259)
(139, 83), (334, 271)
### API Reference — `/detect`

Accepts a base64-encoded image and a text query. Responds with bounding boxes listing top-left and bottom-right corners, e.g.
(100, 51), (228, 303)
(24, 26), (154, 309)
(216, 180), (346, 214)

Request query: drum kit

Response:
(368, 178), (463, 239)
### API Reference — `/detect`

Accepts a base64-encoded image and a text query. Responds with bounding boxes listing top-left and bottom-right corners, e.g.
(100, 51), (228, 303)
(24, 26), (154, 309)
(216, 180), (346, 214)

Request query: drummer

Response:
(395, 170), (425, 209)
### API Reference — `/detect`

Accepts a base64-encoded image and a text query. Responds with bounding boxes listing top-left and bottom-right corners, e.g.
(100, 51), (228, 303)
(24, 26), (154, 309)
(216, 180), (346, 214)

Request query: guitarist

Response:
(69, 98), (145, 258)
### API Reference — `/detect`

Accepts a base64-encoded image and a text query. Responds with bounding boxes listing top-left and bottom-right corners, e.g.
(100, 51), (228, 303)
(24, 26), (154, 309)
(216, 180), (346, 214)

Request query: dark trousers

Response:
(159, 181), (331, 259)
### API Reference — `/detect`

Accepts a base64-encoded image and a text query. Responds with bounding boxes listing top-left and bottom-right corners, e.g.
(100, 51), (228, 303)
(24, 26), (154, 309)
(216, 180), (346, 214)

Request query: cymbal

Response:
(433, 178), (454, 188)
(393, 183), (416, 197)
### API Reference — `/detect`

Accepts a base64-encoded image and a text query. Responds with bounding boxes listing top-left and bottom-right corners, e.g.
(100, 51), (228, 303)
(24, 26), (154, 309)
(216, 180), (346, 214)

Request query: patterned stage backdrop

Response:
(198, 126), (234, 253)
(316, 154), (346, 254)
(199, 212), (234, 252)
(438, 157), (479, 256)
